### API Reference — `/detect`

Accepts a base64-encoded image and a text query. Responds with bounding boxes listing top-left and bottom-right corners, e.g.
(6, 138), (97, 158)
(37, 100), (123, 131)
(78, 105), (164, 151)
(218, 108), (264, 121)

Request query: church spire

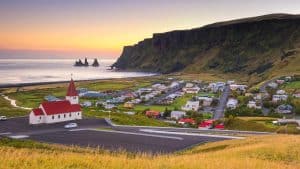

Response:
(66, 78), (78, 97)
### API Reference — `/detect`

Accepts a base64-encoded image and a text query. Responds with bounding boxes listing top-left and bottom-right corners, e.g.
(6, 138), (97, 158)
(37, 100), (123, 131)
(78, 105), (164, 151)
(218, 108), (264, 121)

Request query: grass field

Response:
(281, 81), (300, 93)
(225, 117), (282, 132)
(4, 78), (154, 109)
(1, 135), (300, 169)
(0, 96), (29, 117)
(84, 107), (171, 127)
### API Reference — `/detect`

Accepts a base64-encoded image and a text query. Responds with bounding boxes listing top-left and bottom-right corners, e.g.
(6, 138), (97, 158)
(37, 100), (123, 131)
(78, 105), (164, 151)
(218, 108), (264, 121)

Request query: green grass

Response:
(6, 79), (153, 109)
(83, 107), (171, 127)
(281, 81), (300, 93)
(0, 96), (29, 117)
(224, 117), (279, 132)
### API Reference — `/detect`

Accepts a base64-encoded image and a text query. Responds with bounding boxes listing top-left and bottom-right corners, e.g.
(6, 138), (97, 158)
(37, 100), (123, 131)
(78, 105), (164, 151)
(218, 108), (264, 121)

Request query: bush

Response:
(225, 105), (263, 117)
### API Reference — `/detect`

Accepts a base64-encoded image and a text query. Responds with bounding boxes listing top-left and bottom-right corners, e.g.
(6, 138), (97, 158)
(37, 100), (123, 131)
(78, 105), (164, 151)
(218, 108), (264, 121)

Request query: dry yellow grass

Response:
(0, 135), (300, 169)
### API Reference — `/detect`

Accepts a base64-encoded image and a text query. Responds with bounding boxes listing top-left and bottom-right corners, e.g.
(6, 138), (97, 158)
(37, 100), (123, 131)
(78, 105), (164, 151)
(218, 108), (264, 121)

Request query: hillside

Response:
(113, 14), (300, 79)
(1, 135), (300, 169)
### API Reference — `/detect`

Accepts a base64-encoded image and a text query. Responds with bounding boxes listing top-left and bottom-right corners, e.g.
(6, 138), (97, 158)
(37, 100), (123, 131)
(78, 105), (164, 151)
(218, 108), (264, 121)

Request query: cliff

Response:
(113, 14), (300, 76)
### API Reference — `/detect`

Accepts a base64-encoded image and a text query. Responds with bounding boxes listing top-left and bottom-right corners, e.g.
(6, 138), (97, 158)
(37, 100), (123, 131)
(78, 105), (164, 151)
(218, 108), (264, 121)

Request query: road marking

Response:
(69, 128), (184, 140)
(0, 132), (11, 135)
(139, 129), (244, 139)
(9, 135), (29, 139)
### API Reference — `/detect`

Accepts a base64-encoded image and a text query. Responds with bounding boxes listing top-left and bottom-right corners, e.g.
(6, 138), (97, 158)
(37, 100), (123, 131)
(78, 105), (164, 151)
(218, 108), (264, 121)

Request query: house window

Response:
(52, 115), (54, 119)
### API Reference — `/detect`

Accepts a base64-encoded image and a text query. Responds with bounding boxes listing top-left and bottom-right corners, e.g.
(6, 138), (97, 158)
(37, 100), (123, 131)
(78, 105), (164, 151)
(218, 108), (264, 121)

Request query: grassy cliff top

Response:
(1, 135), (300, 169)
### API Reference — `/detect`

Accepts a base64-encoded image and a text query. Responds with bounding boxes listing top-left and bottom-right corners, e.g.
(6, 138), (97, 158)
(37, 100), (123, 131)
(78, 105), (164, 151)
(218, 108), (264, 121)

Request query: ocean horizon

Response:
(0, 58), (156, 85)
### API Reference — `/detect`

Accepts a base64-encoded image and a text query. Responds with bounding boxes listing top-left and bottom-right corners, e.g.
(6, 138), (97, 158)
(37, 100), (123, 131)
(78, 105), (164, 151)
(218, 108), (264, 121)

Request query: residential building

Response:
(276, 104), (293, 114)
(124, 101), (134, 108)
(145, 110), (160, 118)
(170, 111), (186, 120)
(276, 90), (286, 95)
(272, 95), (288, 102)
(226, 98), (238, 109)
(247, 101), (261, 109)
(182, 101), (200, 111)
(230, 84), (247, 91)
(178, 118), (195, 125)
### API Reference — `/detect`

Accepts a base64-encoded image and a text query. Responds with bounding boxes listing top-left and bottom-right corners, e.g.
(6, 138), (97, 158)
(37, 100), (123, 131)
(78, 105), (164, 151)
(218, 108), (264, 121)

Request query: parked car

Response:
(0, 116), (7, 121)
(64, 123), (78, 129)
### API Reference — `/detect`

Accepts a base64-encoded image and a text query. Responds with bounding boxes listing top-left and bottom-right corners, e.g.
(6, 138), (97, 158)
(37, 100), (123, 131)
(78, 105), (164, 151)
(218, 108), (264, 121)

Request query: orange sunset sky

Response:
(0, 0), (299, 59)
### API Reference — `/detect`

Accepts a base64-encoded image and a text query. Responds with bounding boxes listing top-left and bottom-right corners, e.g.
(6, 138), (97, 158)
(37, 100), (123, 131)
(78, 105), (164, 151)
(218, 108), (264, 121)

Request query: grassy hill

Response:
(1, 135), (300, 169)
(113, 14), (300, 82)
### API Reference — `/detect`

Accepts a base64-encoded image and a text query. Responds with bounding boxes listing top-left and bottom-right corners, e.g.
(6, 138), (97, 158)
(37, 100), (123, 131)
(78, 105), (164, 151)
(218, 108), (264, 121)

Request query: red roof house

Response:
(198, 120), (214, 128)
(145, 110), (160, 118)
(178, 118), (196, 125)
(214, 123), (225, 130)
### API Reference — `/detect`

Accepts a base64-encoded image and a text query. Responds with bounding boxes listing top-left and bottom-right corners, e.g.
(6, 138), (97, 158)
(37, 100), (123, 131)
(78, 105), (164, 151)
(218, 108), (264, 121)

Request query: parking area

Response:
(0, 117), (229, 153)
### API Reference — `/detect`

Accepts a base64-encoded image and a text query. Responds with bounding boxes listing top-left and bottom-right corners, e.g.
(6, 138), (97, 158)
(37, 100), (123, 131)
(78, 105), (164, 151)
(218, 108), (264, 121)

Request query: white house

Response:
(170, 111), (186, 120)
(29, 79), (82, 125)
(230, 84), (247, 91)
(182, 101), (200, 111)
(198, 96), (213, 106)
(276, 90), (286, 95)
(272, 95), (288, 102)
(247, 101), (261, 109)
(183, 86), (200, 94)
(226, 98), (238, 109)
(268, 82), (278, 89)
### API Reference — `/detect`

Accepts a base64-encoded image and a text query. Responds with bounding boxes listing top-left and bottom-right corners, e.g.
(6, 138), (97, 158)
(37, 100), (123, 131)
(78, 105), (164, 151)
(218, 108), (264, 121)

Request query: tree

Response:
(163, 107), (171, 118)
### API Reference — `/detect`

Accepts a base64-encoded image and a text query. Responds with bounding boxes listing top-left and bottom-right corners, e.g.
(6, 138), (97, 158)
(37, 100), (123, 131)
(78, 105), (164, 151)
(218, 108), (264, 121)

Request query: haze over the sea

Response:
(0, 0), (300, 59)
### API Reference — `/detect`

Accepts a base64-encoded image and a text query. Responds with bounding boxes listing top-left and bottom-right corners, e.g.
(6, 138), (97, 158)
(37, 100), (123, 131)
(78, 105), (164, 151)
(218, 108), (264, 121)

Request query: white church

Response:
(29, 78), (82, 124)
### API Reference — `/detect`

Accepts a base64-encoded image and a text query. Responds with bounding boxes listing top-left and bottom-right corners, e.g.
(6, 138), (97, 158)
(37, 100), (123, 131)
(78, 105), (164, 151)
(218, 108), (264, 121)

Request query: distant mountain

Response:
(113, 14), (300, 77)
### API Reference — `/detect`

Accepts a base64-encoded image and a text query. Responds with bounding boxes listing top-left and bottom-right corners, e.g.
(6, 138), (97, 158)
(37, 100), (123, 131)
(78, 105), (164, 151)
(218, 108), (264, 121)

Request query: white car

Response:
(64, 123), (78, 129)
(0, 116), (7, 121)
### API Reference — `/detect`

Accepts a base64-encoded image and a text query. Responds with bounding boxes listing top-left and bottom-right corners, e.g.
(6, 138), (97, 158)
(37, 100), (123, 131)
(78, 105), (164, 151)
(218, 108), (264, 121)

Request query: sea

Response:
(0, 59), (156, 85)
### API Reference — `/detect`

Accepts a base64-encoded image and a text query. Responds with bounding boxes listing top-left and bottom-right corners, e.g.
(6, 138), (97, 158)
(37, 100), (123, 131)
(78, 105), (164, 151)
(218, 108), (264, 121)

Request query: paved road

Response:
(213, 85), (231, 119)
(0, 117), (231, 154)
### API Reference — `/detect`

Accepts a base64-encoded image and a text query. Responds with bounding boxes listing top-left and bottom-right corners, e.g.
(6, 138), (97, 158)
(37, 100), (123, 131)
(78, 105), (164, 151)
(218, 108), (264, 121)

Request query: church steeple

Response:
(66, 78), (78, 97)
(65, 78), (79, 104)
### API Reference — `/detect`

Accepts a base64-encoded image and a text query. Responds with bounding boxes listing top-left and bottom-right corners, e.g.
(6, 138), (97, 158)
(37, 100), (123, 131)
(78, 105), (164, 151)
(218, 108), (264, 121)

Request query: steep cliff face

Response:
(113, 14), (300, 75)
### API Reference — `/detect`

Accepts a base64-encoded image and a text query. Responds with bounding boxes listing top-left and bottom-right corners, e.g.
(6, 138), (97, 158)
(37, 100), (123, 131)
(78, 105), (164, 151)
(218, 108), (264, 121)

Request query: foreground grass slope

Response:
(0, 135), (300, 169)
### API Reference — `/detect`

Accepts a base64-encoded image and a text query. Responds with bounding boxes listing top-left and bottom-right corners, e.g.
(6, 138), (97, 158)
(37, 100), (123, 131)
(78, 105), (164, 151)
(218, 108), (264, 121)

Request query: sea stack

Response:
(74, 59), (84, 66)
(92, 58), (100, 67)
(84, 57), (89, 66)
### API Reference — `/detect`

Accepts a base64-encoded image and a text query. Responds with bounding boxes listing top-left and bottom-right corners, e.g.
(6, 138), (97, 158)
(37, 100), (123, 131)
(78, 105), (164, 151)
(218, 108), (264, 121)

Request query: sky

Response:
(0, 0), (300, 59)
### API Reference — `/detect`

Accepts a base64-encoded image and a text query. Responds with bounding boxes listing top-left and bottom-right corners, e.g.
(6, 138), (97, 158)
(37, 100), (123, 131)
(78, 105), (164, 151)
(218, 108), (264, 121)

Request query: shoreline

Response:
(0, 74), (161, 89)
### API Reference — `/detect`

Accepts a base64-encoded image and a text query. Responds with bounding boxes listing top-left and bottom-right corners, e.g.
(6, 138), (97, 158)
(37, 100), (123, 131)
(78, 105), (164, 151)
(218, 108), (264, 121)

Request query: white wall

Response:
(45, 111), (82, 124)
(29, 111), (45, 124)
(66, 96), (79, 104)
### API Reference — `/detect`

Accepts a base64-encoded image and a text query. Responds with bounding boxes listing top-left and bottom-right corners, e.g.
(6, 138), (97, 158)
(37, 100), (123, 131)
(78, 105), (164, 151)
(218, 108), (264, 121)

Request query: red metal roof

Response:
(66, 78), (78, 96)
(215, 124), (225, 129)
(32, 108), (44, 116)
(41, 100), (81, 115)
(179, 118), (195, 124)
(199, 120), (215, 127)
(146, 110), (160, 116)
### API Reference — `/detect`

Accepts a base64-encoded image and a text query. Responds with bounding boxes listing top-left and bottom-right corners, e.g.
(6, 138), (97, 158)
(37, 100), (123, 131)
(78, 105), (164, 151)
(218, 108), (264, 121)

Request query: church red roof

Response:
(66, 78), (78, 96)
(32, 108), (44, 116)
(41, 100), (81, 115)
